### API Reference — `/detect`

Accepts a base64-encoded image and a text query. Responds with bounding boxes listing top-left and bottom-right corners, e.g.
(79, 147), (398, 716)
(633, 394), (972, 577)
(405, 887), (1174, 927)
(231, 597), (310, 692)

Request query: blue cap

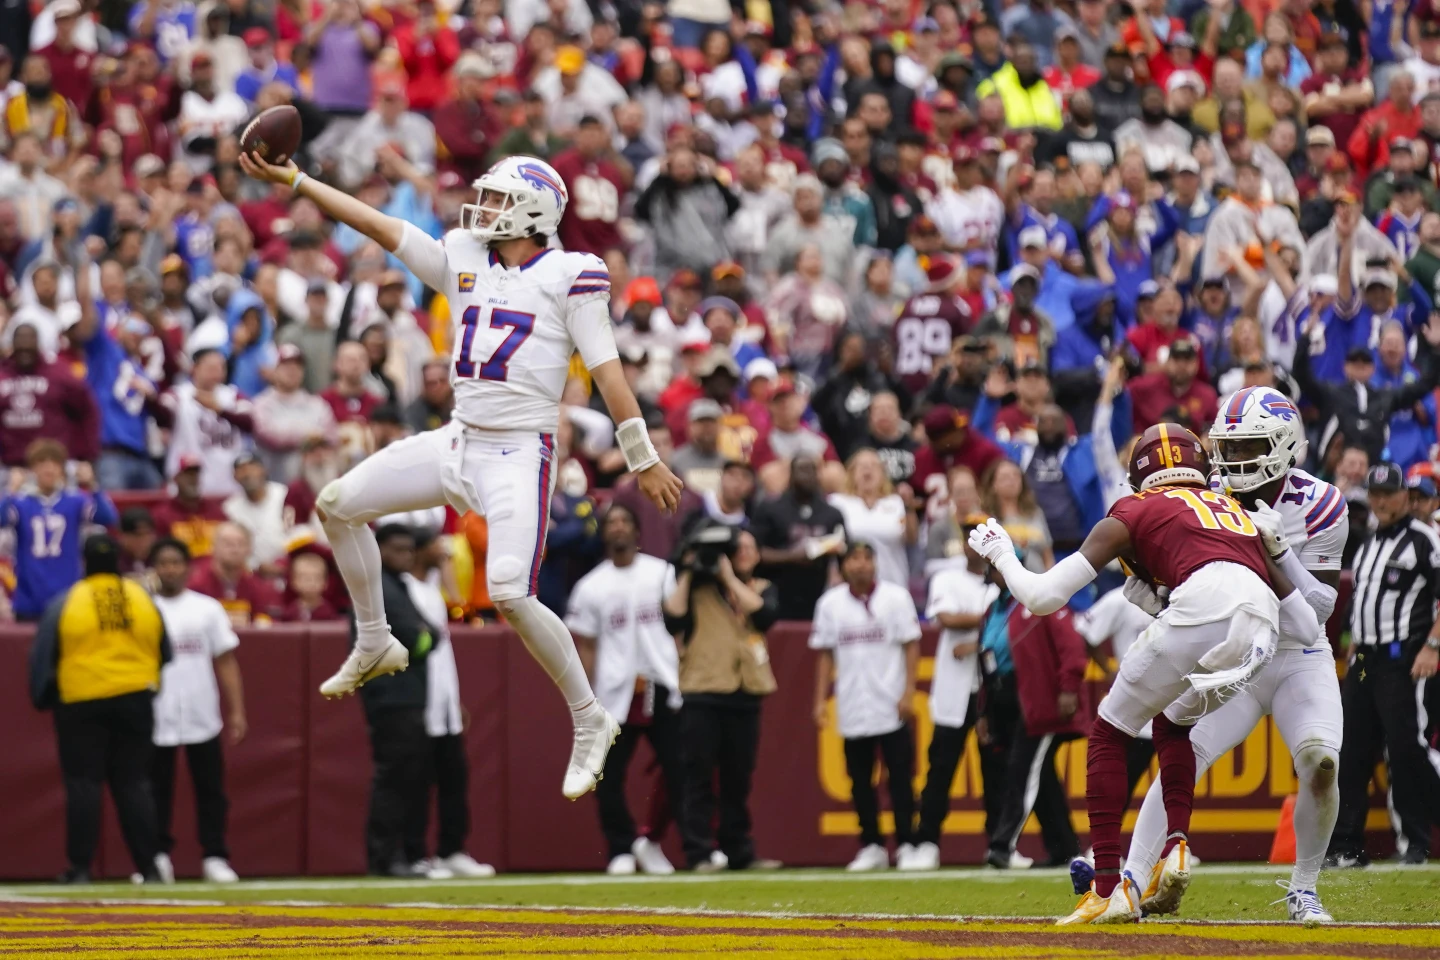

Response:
(964, 250), (993, 268)
(1407, 474), (1437, 498)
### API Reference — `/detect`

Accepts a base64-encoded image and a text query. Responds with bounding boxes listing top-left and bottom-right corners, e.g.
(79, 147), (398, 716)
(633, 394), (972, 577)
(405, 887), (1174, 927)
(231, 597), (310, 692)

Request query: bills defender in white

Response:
(237, 151), (685, 799)
(1076, 386), (1346, 924)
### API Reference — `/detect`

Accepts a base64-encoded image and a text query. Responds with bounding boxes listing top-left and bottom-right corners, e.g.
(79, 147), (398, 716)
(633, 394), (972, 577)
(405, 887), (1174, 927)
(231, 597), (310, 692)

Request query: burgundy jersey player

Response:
(968, 423), (1321, 925)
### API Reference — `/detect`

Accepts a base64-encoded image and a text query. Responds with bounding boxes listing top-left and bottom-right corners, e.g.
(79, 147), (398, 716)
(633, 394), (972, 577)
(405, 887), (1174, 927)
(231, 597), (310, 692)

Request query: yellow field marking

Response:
(1, 901), (1434, 960)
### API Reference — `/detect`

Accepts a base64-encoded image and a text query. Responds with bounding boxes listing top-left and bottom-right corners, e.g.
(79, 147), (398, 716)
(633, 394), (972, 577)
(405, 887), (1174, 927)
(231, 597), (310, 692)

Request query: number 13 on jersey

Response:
(1165, 488), (1258, 536)
(455, 306), (536, 382)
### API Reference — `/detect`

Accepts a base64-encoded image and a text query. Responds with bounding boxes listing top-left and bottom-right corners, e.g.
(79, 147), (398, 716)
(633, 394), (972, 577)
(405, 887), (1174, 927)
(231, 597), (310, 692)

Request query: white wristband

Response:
(291, 170), (308, 193)
(616, 417), (660, 473)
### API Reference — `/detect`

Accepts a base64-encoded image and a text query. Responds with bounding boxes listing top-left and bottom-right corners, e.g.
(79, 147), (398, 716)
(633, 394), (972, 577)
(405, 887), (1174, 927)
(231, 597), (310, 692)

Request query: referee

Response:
(1329, 463), (1440, 867)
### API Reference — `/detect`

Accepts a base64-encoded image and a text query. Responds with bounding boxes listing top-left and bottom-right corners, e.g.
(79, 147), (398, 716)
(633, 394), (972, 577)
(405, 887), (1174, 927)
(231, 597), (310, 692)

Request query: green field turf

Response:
(6, 863), (1439, 925)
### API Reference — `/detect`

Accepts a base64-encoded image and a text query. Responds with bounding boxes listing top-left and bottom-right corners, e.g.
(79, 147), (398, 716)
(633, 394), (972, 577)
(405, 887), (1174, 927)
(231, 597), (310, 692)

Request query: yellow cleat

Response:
(1056, 874), (1142, 926)
(1140, 840), (1192, 916)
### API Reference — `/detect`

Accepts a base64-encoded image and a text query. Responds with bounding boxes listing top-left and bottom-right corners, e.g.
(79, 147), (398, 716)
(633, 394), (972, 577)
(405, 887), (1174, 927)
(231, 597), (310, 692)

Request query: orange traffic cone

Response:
(1269, 794), (1297, 864)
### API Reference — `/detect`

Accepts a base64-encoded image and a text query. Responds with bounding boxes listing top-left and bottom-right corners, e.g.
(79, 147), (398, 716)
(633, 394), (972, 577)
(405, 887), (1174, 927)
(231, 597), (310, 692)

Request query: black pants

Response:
(151, 736), (229, 860)
(916, 699), (981, 845)
(596, 685), (686, 860)
(985, 676), (1079, 863)
(405, 734), (470, 861)
(843, 725), (915, 848)
(680, 698), (762, 868)
(364, 706), (430, 873)
(54, 691), (160, 876)
(1332, 648), (1440, 858)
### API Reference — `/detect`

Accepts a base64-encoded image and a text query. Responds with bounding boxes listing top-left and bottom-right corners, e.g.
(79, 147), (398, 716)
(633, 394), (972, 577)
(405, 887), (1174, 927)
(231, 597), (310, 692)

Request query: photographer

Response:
(663, 523), (781, 872)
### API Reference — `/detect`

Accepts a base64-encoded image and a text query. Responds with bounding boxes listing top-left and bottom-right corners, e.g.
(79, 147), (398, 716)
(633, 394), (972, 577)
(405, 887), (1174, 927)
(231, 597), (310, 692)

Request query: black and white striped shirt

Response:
(1350, 519), (1440, 649)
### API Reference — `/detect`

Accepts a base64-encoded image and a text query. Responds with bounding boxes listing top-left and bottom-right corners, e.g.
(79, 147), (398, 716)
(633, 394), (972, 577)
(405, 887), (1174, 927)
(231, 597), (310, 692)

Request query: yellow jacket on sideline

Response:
(30, 575), (170, 708)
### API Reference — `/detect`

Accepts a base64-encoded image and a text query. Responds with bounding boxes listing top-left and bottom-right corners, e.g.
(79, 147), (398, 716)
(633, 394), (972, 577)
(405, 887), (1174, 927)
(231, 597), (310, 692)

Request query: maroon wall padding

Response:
(0, 602), (1400, 879)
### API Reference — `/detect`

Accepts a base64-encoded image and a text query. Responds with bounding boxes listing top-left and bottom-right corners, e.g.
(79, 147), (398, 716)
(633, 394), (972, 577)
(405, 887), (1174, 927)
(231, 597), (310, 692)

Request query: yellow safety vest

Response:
(976, 64), (1063, 131)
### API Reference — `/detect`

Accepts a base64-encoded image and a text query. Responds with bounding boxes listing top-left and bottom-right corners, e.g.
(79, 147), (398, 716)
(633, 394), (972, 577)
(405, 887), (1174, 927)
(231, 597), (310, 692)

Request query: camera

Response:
(678, 518), (739, 580)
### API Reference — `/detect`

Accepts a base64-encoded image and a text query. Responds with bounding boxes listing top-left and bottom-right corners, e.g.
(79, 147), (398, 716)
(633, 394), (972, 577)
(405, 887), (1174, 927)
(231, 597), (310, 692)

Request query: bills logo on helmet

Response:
(1260, 395), (1297, 421)
(515, 162), (567, 205)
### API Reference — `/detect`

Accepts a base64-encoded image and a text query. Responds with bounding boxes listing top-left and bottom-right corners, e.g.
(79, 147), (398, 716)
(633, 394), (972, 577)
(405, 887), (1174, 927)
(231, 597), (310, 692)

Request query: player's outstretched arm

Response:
(590, 358), (684, 514)
(239, 151), (405, 254)
(969, 516), (1126, 615)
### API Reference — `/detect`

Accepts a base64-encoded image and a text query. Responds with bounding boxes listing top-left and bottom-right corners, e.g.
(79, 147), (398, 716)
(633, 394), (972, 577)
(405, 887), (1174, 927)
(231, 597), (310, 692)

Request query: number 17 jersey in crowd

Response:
(392, 225), (619, 434)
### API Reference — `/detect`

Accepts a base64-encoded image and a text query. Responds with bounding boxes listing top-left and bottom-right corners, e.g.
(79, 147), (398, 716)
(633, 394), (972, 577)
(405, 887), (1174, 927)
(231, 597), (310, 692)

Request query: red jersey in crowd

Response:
(152, 495), (227, 557)
(393, 22), (460, 112)
(992, 403), (1075, 445)
(0, 359), (100, 466)
(36, 41), (93, 110)
(433, 96), (497, 183)
(86, 77), (177, 171)
(549, 149), (627, 256)
(892, 293), (972, 396)
(189, 560), (283, 626)
(1127, 372), (1219, 438)
(1299, 66), (1368, 153)
(1127, 324), (1210, 379)
(911, 432), (1005, 519)
(1107, 483), (1270, 590)
(1042, 63), (1100, 107)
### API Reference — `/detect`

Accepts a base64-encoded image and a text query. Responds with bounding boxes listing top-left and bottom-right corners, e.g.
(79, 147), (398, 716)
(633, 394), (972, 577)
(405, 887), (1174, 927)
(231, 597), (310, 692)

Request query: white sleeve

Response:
(209, 600), (240, 657)
(564, 577), (601, 636)
(1278, 548), (1339, 626)
(808, 596), (836, 649)
(1074, 589), (1121, 647)
(1278, 587), (1324, 648)
(926, 573), (958, 618)
(890, 589), (922, 644)
(393, 221), (449, 293)
(566, 295), (621, 371)
(992, 551), (1097, 616)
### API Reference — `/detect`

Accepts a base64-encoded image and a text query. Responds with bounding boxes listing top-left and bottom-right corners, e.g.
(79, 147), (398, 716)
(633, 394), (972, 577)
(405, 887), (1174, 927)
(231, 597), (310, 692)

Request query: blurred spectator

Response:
(29, 533), (168, 885)
(811, 332), (909, 462)
(189, 521), (279, 626)
(2, 57), (85, 165)
(550, 115), (627, 258)
(305, 0), (380, 120)
(221, 452), (288, 572)
(116, 507), (158, 577)
(634, 145), (738, 280)
(404, 358), (452, 435)
(392, 0), (458, 114)
(751, 385), (838, 477)
(148, 537), (245, 885)
(234, 28), (298, 105)
(252, 344), (337, 483)
(151, 457), (221, 558)
(1348, 70), (1420, 176)
(858, 391), (916, 489)
(275, 279), (337, 393)
(827, 449), (915, 586)
(322, 340), (384, 464)
(432, 57), (496, 184)
(0, 319), (100, 468)
(976, 265), (1055, 368)
(980, 458), (1053, 573)
(752, 455), (846, 621)
(664, 526), (778, 870)
(699, 297), (762, 371)
(810, 541), (920, 872)
(282, 550), (342, 622)
(892, 257), (973, 398)
(537, 458), (601, 615)
(404, 527), (495, 879)
(33, 0), (90, 108)
(763, 176), (854, 285)
(726, 143), (792, 281)
(1090, 43), (1142, 135)
(157, 348), (253, 496)
(534, 44), (625, 138)
(2, 442), (115, 621)
(976, 42), (1061, 131)
(180, 6), (245, 93)
(1037, 88), (1116, 171)
(979, 558), (1088, 869)
(568, 503), (681, 875)
(1126, 336), (1219, 435)
(912, 405), (1005, 518)
(488, 88), (565, 164)
(176, 52), (246, 173)
(612, 422), (703, 560)
(337, 79), (435, 188)
(671, 397), (727, 495)
(357, 524), (433, 876)
(763, 246), (850, 378)
(689, 458), (754, 528)
(1301, 34), (1371, 153)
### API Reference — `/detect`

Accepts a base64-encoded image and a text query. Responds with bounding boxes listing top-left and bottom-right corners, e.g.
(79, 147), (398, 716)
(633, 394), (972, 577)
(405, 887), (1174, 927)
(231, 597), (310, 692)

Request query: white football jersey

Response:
(924, 185), (1003, 253)
(393, 225), (618, 433)
(1270, 467), (1348, 648)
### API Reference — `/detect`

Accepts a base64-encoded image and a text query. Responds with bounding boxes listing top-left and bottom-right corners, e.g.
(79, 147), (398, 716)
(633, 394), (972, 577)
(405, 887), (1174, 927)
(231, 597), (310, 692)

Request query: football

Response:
(240, 104), (302, 166)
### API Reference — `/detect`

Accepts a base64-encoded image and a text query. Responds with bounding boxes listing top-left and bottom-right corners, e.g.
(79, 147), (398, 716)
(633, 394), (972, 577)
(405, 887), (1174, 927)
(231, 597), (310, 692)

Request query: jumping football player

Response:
(968, 423), (1321, 924)
(238, 151), (684, 800)
(1108, 388), (1346, 924)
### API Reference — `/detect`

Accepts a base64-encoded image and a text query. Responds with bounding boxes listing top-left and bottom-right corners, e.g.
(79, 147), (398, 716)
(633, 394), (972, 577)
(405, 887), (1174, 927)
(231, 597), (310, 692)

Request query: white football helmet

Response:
(1210, 386), (1307, 493)
(460, 156), (568, 242)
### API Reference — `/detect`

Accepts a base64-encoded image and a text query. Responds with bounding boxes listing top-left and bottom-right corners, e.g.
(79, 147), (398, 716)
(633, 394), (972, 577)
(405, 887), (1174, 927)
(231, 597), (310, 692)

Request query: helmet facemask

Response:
(1213, 433), (1286, 493)
(461, 186), (532, 242)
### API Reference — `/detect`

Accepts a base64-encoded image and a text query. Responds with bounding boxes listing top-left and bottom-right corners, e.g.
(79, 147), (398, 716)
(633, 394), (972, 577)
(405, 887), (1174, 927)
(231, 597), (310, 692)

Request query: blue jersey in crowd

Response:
(235, 62), (302, 104)
(174, 212), (214, 280)
(1, 489), (118, 619)
(1377, 210), (1423, 264)
(84, 329), (154, 456)
(1372, 360), (1436, 469)
(127, 1), (198, 63)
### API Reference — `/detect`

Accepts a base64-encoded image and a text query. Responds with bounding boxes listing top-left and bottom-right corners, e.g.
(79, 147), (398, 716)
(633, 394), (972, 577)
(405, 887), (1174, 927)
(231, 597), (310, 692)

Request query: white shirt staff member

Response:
(148, 537), (245, 884)
(566, 504), (683, 876)
(402, 528), (495, 880)
(904, 537), (997, 871)
(810, 540), (922, 873)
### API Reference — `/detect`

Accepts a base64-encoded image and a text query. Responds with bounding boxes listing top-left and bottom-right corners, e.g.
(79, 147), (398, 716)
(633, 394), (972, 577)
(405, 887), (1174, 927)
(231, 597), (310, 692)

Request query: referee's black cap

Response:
(1367, 462), (1405, 494)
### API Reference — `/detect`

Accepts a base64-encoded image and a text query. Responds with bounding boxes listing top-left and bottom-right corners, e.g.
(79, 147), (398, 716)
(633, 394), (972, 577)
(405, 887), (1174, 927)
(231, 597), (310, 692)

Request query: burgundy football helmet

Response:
(1128, 422), (1209, 492)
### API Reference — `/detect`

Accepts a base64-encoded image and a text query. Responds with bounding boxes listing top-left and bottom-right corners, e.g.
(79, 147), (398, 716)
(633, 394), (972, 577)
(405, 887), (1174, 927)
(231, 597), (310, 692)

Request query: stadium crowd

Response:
(6, 0), (1440, 654)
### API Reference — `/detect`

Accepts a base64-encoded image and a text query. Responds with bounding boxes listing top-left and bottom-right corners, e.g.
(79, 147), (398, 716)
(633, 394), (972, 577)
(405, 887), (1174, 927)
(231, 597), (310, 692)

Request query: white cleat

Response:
(1140, 840), (1191, 916)
(319, 638), (409, 698)
(153, 853), (175, 885)
(897, 841), (940, 871)
(202, 857), (239, 883)
(631, 837), (675, 875)
(1008, 850), (1034, 869)
(845, 843), (890, 872)
(1094, 872), (1144, 924)
(562, 708), (621, 800)
(606, 853), (637, 875)
(438, 853), (495, 878)
(1274, 880), (1333, 925)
